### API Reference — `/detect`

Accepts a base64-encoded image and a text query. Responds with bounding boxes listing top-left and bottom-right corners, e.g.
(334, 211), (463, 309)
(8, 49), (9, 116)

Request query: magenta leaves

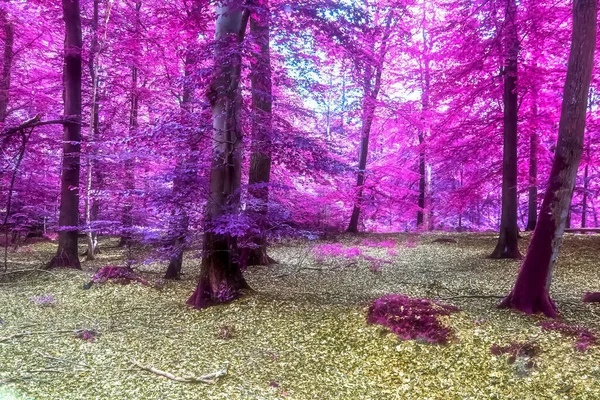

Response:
(366, 294), (460, 345)
(539, 321), (597, 352)
(91, 266), (149, 286)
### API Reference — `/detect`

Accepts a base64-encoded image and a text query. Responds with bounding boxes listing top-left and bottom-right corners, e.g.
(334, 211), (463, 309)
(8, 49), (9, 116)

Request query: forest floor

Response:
(1, 232), (600, 400)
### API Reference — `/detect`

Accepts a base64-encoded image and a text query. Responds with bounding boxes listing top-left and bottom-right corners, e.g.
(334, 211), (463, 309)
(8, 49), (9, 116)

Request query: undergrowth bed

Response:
(1, 233), (600, 399)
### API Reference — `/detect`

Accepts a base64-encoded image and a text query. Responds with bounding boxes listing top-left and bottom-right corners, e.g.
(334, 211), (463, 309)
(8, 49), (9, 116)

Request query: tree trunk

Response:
(491, 0), (521, 259)
(347, 19), (391, 233)
(499, 0), (596, 317)
(582, 163), (589, 227)
(0, 9), (13, 123)
(119, 1), (141, 248)
(164, 49), (197, 279)
(84, 0), (100, 260)
(47, 0), (82, 269)
(187, 2), (250, 309)
(245, 0), (275, 266)
(526, 90), (539, 231)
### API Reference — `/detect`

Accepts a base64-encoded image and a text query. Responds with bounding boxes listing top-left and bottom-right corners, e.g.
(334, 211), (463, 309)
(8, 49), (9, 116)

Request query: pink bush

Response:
(91, 266), (149, 286)
(539, 321), (597, 352)
(367, 294), (460, 344)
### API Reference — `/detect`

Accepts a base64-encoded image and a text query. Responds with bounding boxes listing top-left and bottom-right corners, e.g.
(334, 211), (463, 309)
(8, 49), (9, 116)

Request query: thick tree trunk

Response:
(491, 0), (521, 259)
(246, 0), (275, 266)
(47, 0), (82, 269)
(119, 1), (141, 248)
(187, 3), (250, 308)
(84, 0), (100, 260)
(499, 0), (596, 317)
(0, 9), (13, 123)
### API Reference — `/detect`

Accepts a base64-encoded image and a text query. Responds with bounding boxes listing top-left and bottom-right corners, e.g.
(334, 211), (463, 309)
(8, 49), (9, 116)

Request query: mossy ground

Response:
(1, 233), (600, 399)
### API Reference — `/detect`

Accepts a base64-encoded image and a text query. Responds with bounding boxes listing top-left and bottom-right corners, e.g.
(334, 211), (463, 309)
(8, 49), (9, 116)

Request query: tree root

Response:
(129, 359), (228, 384)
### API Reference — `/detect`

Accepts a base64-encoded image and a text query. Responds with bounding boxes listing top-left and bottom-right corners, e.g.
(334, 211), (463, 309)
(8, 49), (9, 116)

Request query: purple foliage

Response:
(539, 321), (597, 352)
(75, 329), (98, 342)
(31, 294), (56, 306)
(361, 239), (396, 248)
(490, 342), (539, 359)
(313, 243), (362, 259)
(91, 266), (149, 286)
(366, 294), (460, 344)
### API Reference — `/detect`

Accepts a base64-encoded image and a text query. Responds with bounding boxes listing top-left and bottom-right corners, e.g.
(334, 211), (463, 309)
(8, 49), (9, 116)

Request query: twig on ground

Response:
(34, 349), (90, 369)
(129, 359), (228, 384)
(0, 328), (93, 343)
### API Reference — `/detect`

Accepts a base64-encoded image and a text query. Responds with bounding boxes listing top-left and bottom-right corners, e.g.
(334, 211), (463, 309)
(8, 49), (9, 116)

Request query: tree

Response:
(490, 0), (521, 259)
(245, 0), (276, 266)
(347, 12), (393, 233)
(499, 0), (597, 317)
(0, 4), (13, 123)
(187, 1), (250, 308)
(119, 0), (142, 248)
(47, 0), (83, 269)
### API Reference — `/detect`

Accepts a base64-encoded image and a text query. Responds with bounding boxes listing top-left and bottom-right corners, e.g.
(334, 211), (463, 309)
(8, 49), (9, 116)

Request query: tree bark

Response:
(490, 0), (521, 259)
(245, 0), (275, 266)
(84, 0), (100, 260)
(499, 0), (596, 317)
(47, 0), (82, 269)
(119, 1), (141, 248)
(526, 90), (539, 231)
(347, 18), (391, 233)
(164, 47), (198, 279)
(582, 163), (589, 227)
(0, 8), (13, 123)
(187, 2), (250, 308)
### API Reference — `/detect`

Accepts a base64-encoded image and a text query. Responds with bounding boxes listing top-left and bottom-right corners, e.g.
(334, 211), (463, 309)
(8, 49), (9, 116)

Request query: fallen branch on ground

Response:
(129, 359), (228, 384)
(0, 328), (94, 343)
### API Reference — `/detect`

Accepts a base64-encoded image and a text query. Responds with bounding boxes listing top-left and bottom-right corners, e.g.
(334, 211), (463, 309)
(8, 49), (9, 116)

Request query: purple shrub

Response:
(361, 239), (396, 248)
(313, 244), (362, 260)
(490, 342), (539, 359)
(91, 266), (149, 286)
(366, 294), (460, 344)
(31, 294), (56, 306)
(75, 329), (98, 342)
(539, 321), (597, 352)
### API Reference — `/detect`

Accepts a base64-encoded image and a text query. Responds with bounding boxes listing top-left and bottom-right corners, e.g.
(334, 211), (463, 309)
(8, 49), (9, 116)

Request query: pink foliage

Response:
(539, 321), (597, 352)
(366, 294), (460, 344)
(91, 266), (149, 286)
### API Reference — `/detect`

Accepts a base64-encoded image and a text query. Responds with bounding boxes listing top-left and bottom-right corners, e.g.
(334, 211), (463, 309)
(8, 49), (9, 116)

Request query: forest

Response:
(1, 0), (600, 398)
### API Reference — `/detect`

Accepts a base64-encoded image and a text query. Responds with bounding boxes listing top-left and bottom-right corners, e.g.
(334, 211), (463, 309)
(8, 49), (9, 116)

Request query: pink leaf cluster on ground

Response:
(91, 266), (149, 286)
(539, 321), (597, 352)
(366, 294), (460, 344)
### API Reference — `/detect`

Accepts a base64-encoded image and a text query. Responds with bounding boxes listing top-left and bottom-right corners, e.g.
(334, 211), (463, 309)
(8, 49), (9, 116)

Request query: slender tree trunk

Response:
(84, 0), (100, 260)
(0, 9), (13, 123)
(582, 163), (589, 228)
(417, 6), (432, 230)
(119, 1), (141, 248)
(245, 0), (276, 266)
(499, 0), (596, 317)
(347, 19), (391, 233)
(526, 90), (539, 231)
(491, 0), (521, 259)
(47, 0), (82, 269)
(164, 48), (198, 279)
(187, 3), (250, 309)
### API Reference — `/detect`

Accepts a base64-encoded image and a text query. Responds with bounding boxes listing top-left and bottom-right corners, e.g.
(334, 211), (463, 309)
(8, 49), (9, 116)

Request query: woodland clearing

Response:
(1, 233), (599, 400)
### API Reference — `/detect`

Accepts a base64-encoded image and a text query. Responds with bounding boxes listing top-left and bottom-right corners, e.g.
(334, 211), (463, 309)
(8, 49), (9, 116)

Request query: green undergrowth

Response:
(1, 233), (600, 399)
